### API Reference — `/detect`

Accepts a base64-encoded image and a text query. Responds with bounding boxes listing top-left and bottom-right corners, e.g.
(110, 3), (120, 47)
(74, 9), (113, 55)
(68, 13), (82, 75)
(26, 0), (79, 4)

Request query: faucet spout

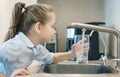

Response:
(71, 23), (120, 36)
(71, 23), (120, 67)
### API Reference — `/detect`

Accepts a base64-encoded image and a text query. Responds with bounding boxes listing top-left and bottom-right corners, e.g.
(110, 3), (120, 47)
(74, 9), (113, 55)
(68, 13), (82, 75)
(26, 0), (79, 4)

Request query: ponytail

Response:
(4, 2), (25, 42)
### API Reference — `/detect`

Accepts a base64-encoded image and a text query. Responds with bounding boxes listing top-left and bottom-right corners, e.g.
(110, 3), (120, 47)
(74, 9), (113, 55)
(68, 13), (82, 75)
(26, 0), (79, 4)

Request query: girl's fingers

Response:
(77, 38), (87, 45)
(72, 42), (89, 53)
(17, 71), (26, 75)
(18, 69), (30, 75)
(11, 69), (31, 77)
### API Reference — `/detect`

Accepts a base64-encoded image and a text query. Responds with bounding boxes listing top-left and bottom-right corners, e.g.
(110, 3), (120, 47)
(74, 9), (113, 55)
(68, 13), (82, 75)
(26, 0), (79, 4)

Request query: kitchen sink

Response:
(43, 64), (118, 74)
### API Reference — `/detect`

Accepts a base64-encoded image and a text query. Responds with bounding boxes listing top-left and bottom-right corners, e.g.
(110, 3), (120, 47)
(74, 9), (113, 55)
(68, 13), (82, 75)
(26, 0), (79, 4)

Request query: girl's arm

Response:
(52, 43), (89, 63)
(52, 51), (74, 63)
(52, 44), (77, 63)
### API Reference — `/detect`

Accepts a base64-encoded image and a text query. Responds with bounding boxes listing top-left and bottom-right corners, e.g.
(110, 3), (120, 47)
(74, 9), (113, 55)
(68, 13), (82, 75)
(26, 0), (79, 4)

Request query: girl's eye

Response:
(52, 26), (56, 30)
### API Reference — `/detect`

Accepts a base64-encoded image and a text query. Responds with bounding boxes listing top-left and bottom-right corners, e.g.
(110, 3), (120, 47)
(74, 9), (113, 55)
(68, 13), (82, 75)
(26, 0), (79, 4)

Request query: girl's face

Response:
(40, 12), (56, 43)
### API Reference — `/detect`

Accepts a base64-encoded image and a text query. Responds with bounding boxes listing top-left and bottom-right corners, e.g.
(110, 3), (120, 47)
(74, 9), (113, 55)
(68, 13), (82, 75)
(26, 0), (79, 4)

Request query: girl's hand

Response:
(11, 68), (30, 77)
(0, 72), (6, 77)
(71, 40), (89, 57)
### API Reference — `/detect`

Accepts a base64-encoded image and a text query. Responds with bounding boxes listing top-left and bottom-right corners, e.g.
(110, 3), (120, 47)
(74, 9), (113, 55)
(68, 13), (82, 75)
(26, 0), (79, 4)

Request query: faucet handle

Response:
(100, 55), (107, 61)
(111, 58), (120, 69)
(111, 58), (120, 62)
(99, 55), (107, 66)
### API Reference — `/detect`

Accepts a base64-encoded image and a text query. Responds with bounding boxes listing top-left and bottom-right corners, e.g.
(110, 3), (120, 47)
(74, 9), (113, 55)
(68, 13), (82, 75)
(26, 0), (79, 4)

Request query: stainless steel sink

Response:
(43, 64), (118, 74)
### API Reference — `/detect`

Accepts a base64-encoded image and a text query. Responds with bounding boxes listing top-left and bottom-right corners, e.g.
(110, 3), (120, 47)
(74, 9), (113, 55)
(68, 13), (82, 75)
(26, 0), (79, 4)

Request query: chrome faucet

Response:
(71, 23), (120, 67)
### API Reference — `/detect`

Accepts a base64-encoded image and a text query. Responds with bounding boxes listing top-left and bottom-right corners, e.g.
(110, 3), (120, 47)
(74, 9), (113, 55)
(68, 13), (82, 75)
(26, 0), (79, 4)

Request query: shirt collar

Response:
(17, 32), (35, 48)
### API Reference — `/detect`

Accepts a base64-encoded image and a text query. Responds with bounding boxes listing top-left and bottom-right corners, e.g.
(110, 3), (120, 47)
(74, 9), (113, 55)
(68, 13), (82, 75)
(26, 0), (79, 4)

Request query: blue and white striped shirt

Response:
(0, 32), (54, 77)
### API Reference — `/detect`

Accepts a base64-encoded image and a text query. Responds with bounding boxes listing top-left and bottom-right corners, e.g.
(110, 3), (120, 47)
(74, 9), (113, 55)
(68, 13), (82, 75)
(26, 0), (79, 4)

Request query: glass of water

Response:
(74, 35), (89, 64)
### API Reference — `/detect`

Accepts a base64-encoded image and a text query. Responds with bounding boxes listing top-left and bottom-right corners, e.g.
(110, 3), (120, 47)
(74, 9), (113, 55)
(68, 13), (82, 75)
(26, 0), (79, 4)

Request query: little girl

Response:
(0, 2), (88, 77)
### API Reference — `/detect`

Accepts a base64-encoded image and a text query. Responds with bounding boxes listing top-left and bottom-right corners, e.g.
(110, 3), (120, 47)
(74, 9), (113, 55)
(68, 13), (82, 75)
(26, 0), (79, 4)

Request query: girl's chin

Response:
(46, 40), (52, 43)
(44, 38), (52, 43)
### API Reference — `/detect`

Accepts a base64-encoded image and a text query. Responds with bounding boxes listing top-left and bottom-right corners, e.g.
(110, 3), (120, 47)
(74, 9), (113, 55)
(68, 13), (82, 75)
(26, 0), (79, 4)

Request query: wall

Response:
(0, 0), (37, 44)
(38, 0), (105, 52)
(105, 0), (120, 57)
(105, 0), (120, 28)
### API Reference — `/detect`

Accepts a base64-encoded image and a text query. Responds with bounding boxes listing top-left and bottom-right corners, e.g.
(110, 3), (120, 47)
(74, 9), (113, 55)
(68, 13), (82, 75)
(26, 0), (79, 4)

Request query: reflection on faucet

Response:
(71, 23), (120, 67)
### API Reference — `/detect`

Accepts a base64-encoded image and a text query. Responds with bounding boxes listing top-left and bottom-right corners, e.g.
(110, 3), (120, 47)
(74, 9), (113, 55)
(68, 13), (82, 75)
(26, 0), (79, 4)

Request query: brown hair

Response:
(4, 2), (53, 41)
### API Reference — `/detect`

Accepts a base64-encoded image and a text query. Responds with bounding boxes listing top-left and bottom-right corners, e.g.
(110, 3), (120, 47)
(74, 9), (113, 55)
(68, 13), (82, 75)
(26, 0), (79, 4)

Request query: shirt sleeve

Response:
(35, 45), (55, 64)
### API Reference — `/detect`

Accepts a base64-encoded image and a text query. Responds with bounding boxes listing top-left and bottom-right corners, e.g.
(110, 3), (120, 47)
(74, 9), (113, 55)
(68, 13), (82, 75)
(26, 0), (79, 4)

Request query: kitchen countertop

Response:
(16, 60), (120, 77)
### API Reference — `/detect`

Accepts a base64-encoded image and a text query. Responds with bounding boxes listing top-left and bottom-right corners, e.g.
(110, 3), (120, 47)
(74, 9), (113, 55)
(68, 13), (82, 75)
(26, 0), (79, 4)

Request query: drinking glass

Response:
(74, 35), (89, 64)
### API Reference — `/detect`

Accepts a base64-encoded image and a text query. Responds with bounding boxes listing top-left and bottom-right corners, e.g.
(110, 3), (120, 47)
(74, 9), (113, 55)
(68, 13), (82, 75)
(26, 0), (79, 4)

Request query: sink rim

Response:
(43, 63), (119, 74)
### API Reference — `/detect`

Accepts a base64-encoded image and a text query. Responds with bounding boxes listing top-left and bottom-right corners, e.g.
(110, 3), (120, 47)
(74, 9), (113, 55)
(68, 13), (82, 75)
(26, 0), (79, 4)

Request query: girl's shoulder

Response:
(0, 37), (24, 52)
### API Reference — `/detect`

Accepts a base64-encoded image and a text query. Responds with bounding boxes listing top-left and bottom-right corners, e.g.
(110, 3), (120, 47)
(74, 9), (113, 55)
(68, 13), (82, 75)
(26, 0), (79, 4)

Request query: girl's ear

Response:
(34, 22), (42, 33)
